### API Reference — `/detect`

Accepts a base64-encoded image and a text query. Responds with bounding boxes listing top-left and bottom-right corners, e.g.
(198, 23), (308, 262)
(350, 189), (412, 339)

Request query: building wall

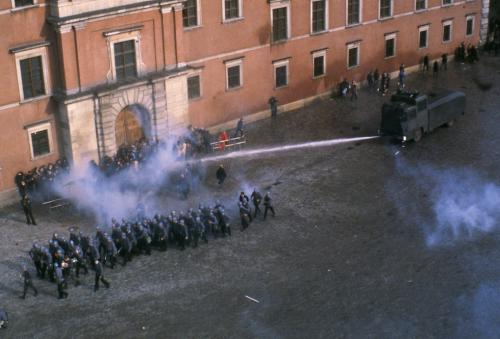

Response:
(0, 0), (483, 202)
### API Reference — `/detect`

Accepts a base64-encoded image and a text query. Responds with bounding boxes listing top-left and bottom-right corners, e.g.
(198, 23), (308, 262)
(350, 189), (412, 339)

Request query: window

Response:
(466, 15), (474, 36)
(442, 0), (452, 5)
(14, 0), (34, 7)
(223, 0), (241, 21)
(225, 59), (242, 90)
(27, 122), (52, 159)
(20, 56), (45, 100)
(312, 50), (326, 77)
(187, 75), (201, 100)
(347, 42), (360, 69)
(379, 0), (392, 19)
(311, 0), (327, 33)
(273, 60), (289, 88)
(419, 25), (429, 49)
(442, 20), (452, 43)
(385, 33), (396, 58)
(13, 45), (50, 102)
(183, 0), (199, 28)
(415, 0), (426, 11)
(114, 40), (137, 80)
(272, 5), (289, 42)
(347, 0), (361, 26)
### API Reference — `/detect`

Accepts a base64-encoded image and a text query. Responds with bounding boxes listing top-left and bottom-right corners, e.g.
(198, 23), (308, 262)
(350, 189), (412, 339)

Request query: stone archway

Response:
(115, 104), (151, 148)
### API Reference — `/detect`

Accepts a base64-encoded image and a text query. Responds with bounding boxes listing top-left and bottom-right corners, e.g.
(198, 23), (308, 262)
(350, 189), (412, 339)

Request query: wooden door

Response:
(115, 108), (144, 147)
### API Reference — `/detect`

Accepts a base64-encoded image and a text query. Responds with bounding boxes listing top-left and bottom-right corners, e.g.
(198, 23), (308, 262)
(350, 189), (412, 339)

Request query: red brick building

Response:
(0, 0), (485, 203)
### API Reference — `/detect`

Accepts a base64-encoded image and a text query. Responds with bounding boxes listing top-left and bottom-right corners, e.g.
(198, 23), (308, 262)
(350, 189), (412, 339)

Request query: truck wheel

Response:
(446, 119), (455, 127)
(414, 129), (422, 142)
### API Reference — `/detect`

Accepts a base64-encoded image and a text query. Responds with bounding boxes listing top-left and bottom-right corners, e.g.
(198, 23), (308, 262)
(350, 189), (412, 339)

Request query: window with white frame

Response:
(442, 20), (453, 43)
(347, 42), (360, 69)
(442, 0), (452, 5)
(27, 122), (53, 159)
(106, 31), (143, 82)
(379, 0), (392, 19)
(187, 74), (201, 100)
(347, 0), (361, 26)
(183, 0), (200, 28)
(223, 0), (242, 21)
(14, 46), (50, 101)
(271, 2), (290, 42)
(312, 50), (326, 77)
(225, 59), (243, 90)
(466, 15), (474, 36)
(415, 0), (426, 11)
(385, 33), (396, 58)
(114, 40), (137, 80)
(311, 0), (327, 33)
(273, 59), (289, 88)
(418, 25), (429, 49)
(14, 0), (34, 8)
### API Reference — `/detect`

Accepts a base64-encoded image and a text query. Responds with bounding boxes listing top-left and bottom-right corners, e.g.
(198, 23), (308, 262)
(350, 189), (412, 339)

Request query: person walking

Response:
(423, 55), (429, 72)
(433, 60), (439, 77)
(398, 64), (406, 89)
(20, 266), (38, 299)
(441, 54), (448, 70)
(94, 260), (110, 292)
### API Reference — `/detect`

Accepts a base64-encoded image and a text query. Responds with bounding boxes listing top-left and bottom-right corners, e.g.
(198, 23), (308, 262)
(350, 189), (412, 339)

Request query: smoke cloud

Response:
(393, 157), (500, 247)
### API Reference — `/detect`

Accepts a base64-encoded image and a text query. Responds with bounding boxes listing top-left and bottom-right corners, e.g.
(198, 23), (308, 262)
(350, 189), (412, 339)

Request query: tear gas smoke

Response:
(393, 157), (500, 246)
(50, 135), (378, 226)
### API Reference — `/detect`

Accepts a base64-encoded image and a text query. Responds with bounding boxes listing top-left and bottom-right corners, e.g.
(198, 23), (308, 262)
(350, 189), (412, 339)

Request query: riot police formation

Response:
(25, 189), (277, 299)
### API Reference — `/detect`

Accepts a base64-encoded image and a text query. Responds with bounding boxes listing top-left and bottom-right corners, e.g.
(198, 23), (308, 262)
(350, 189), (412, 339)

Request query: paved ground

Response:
(1, 55), (500, 339)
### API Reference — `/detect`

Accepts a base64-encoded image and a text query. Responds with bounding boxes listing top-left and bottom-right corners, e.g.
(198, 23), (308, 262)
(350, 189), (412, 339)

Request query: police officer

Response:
(54, 263), (68, 299)
(29, 243), (42, 278)
(21, 195), (36, 225)
(94, 260), (110, 292)
(263, 192), (276, 219)
(21, 266), (38, 299)
(251, 189), (262, 218)
(268, 96), (278, 118)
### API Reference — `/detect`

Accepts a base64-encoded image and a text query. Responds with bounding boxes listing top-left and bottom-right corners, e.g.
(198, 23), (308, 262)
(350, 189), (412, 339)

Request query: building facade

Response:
(0, 0), (485, 203)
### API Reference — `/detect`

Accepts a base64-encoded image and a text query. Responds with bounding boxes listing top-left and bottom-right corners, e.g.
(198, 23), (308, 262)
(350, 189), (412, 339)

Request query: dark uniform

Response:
(29, 244), (42, 277)
(21, 195), (36, 225)
(94, 260), (110, 292)
(55, 264), (68, 299)
(216, 165), (227, 185)
(268, 96), (278, 118)
(21, 267), (38, 299)
(251, 189), (262, 218)
(263, 192), (276, 219)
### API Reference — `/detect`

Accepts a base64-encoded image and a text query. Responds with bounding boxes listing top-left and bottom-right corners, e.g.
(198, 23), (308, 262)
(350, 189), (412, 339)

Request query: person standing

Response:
(21, 195), (36, 225)
(441, 54), (448, 70)
(268, 97), (278, 118)
(21, 266), (37, 299)
(94, 260), (110, 292)
(251, 189), (262, 218)
(433, 60), (439, 77)
(216, 164), (227, 185)
(398, 64), (406, 88)
(0, 308), (8, 329)
(366, 71), (374, 89)
(263, 192), (276, 220)
(350, 80), (358, 101)
(54, 263), (68, 299)
(423, 55), (429, 72)
(234, 118), (244, 138)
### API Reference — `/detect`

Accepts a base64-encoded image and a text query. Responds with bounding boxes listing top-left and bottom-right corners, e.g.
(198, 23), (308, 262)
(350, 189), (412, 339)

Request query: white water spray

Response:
(200, 136), (379, 163)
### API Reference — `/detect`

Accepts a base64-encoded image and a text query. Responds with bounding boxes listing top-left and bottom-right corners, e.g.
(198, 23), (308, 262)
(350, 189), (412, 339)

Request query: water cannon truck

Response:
(379, 89), (466, 142)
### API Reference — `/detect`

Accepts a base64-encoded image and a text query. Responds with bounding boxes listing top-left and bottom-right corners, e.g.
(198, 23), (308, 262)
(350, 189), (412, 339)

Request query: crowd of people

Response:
(24, 189), (276, 300)
(455, 42), (479, 63)
(14, 158), (70, 201)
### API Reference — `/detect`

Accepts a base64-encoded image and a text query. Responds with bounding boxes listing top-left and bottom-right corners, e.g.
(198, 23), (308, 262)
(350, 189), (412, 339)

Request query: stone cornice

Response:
(54, 66), (192, 104)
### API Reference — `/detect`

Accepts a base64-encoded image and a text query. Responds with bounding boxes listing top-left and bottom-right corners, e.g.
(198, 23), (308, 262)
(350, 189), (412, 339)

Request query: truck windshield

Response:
(383, 105), (406, 121)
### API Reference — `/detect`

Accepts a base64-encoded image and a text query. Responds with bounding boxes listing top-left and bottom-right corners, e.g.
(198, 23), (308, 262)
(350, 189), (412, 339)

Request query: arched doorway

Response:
(115, 105), (151, 147)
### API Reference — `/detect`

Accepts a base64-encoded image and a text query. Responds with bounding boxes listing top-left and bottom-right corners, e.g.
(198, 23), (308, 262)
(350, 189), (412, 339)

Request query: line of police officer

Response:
(27, 199), (231, 299)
